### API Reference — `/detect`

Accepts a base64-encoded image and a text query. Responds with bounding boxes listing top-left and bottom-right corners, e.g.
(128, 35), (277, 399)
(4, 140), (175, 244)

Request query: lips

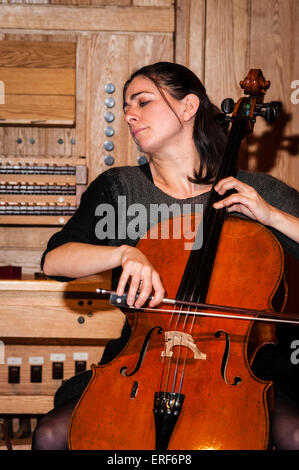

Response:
(131, 127), (146, 137)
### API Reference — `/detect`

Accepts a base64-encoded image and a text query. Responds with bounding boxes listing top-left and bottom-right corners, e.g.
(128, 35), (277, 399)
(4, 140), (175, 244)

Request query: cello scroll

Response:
(219, 69), (282, 136)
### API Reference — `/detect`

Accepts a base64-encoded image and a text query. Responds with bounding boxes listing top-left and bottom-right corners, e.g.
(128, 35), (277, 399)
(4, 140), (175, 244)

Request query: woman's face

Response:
(123, 75), (186, 155)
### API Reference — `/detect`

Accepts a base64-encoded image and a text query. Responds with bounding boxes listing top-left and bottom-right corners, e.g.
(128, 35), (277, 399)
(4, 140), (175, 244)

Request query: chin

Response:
(135, 140), (160, 155)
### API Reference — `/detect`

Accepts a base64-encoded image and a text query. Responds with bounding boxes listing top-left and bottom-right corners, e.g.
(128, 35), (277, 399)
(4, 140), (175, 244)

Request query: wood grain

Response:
(0, 5), (175, 33)
(0, 41), (76, 68)
(0, 94), (75, 124)
(249, 0), (299, 189)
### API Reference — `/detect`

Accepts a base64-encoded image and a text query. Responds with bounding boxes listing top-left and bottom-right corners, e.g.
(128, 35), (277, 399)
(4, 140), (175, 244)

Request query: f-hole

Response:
(215, 330), (241, 386)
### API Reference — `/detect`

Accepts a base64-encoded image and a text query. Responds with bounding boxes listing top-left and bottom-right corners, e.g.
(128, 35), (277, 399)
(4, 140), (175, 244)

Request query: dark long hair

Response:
(123, 62), (227, 184)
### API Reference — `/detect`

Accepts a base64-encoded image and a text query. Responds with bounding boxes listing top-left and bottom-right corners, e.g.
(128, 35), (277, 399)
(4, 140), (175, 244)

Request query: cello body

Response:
(68, 216), (285, 450)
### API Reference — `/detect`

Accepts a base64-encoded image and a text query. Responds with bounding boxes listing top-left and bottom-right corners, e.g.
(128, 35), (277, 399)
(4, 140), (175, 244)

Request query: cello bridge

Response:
(161, 330), (206, 360)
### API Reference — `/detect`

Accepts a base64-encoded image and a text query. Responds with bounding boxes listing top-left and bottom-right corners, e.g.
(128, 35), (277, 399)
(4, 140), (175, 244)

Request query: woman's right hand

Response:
(116, 245), (165, 309)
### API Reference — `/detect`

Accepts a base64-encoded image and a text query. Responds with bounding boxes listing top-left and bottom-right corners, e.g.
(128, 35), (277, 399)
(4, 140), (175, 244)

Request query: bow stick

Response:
(96, 288), (299, 326)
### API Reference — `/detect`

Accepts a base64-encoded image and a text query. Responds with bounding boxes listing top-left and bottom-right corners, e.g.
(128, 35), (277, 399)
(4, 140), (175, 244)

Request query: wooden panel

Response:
(175, 0), (205, 81)
(0, 248), (45, 274)
(205, 0), (250, 108)
(0, 277), (124, 415)
(0, 5), (175, 33)
(73, 35), (89, 158)
(0, 216), (72, 226)
(0, 344), (105, 396)
(289, 1), (299, 191)
(197, 0), (299, 191)
(0, 34), (78, 157)
(51, 0), (130, 5)
(133, 0), (173, 5)
(0, 40), (76, 125)
(87, 32), (173, 182)
(249, 0), (299, 190)
(0, 174), (76, 185)
(0, 68), (75, 95)
(0, 396), (54, 415)
(0, 26), (173, 268)
(87, 33), (129, 180)
(127, 33), (174, 167)
(0, 226), (56, 248)
(0, 41), (76, 68)
(0, 279), (124, 339)
(0, 226), (62, 275)
(203, 0), (251, 170)
(0, 95), (75, 125)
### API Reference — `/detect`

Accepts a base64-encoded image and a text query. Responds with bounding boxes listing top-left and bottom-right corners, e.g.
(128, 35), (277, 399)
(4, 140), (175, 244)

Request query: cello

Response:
(68, 70), (284, 450)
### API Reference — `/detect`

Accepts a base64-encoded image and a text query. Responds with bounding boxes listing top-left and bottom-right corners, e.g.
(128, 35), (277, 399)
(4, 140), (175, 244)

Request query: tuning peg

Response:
(264, 107), (277, 122)
(261, 101), (282, 122)
(221, 98), (235, 114)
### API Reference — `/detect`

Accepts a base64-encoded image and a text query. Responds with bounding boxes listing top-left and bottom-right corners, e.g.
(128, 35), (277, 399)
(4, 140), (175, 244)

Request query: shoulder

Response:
(236, 169), (295, 192)
(236, 169), (299, 216)
(236, 170), (299, 259)
(91, 165), (148, 187)
(81, 165), (144, 200)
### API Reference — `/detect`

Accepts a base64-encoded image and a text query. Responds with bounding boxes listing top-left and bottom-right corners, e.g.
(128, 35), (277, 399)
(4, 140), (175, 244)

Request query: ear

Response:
(182, 94), (200, 121)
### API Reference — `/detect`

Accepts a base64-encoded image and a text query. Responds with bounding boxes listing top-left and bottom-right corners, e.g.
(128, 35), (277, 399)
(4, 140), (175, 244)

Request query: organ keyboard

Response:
(0, 156), (87, 225)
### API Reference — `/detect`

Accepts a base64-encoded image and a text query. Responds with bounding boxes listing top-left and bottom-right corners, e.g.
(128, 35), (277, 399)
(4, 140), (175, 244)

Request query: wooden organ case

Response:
(0, 39), (125, 444)
(0, 3), (175, 444)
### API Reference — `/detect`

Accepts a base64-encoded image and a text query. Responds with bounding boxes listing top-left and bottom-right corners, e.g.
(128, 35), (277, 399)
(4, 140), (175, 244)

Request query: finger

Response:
(214, 195), (258, 221)
(213, 193), (253, 210)
(214, 176), (236, 194)
(225, 204), (256, 219)
(214, 177), (252, 196)
(134, 277), (153, 308)
(116, 264), (132, 296)
(126, 271), (143, 307)
(148, 271), (165, 307)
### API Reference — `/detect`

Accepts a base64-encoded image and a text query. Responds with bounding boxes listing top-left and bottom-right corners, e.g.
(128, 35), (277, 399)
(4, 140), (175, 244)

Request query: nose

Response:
(124, 106), (139, 125)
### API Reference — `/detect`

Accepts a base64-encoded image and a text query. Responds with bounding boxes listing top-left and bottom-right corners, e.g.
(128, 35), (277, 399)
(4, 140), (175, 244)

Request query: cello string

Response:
(164, 118), (247, 398)
(170, 305), (193, 394)
(178, 117), (245, 304)
(173, 118), (247, 386)
(166, 304), (189, 395)
(174, 306), (199, 397)
(177, 346), (191, 397)
(159, 303), (193, 396)
(158, 303), (184, 397)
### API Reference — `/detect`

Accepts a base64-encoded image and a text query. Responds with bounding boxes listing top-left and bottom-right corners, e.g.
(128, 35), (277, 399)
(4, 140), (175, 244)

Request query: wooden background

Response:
(0, 0), (298, 274)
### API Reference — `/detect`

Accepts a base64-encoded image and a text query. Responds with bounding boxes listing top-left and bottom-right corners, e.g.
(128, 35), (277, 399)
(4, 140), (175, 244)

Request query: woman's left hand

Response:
(213, 176), (275, 226)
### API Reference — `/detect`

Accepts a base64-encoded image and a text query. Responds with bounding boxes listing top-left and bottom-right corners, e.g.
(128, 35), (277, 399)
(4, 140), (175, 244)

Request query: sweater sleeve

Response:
(40, 170), (117, 278)
(237, 170), (299, 259)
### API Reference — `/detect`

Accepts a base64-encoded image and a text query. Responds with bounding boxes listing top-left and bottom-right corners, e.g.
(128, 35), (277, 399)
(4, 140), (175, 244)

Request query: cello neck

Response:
(176, 69), (275, 306)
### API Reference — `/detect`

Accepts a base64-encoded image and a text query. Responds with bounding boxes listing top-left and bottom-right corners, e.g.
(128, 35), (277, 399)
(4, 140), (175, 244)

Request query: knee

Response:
(32, 414), (67, 450)
(271, 394), (299, 450)
(274, 425), (299, 450)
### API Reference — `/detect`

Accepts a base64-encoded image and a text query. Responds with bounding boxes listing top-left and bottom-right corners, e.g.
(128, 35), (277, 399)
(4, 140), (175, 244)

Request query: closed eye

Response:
(139, 100), (150, 107)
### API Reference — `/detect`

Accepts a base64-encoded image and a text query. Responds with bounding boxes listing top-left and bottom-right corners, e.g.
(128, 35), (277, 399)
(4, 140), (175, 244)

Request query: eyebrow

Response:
(123, 91), (155, 110)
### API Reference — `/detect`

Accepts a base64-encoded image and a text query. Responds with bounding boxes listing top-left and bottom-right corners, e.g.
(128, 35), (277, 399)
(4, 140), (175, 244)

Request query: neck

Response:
(149, 150), (211, 199)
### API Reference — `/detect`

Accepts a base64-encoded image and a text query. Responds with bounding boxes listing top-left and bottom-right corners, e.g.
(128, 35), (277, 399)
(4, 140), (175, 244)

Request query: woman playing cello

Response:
(32, 62), (299, 450)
